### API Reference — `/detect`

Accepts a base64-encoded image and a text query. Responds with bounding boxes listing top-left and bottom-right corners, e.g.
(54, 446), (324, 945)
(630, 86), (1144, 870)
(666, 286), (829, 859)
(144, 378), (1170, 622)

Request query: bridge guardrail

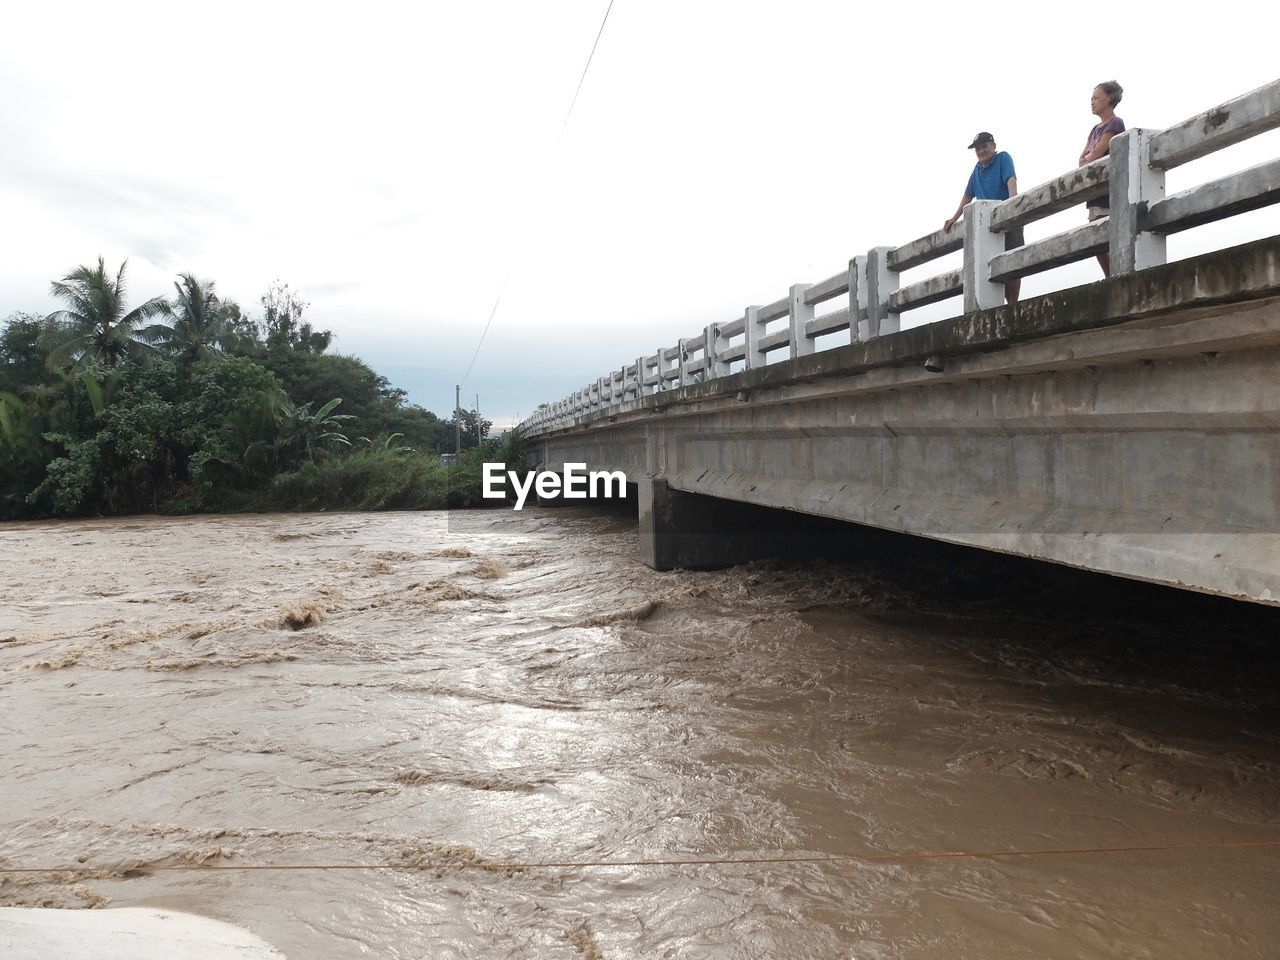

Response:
(523, 78), (1280, 435)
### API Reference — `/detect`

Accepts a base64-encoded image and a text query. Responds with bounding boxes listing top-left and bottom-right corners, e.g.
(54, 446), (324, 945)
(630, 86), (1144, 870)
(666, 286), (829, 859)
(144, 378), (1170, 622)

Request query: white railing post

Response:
(848, 257), (865, 343)
(634, 356), (645, 398)
(1109, 128), (1166, 275)
(849, 257), (870, 343)
(962, 199), (1004, 312)
(656, 347), (671, 390)
(743, 305), (765, 369)
(705, 323), (730, 379)
(789, 283), (815, 359)
(865, 246), (899, 338)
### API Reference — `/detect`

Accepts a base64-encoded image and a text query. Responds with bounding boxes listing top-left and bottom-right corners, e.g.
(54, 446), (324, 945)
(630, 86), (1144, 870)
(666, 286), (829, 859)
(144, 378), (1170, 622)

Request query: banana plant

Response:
(272, 395), (355, 464)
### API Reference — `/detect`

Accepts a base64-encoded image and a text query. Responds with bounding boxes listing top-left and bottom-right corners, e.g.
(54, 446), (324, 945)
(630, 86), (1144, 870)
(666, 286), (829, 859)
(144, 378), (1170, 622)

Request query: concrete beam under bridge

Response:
(639, 478), (820, 570)
(533, 238), (1280, 605)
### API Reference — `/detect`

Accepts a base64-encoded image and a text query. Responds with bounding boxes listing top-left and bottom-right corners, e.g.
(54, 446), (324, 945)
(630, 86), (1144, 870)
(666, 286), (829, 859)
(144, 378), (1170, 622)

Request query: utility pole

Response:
(454, 384), (461, 454)
(475, 394), (480, 442)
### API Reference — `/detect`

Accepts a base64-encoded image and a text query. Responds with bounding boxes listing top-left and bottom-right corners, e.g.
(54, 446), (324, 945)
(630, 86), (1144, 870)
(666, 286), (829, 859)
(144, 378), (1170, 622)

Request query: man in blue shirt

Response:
(943, 131), (1022, 304)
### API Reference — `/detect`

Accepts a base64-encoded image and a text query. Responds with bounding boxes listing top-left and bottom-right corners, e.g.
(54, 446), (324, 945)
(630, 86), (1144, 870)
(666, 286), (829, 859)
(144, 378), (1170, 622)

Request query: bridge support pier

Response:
(638, 478), (797, 571)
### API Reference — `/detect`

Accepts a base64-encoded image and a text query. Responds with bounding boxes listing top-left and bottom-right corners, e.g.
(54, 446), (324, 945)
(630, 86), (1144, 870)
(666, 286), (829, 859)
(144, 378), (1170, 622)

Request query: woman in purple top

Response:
(1079, 80), (1125, 276)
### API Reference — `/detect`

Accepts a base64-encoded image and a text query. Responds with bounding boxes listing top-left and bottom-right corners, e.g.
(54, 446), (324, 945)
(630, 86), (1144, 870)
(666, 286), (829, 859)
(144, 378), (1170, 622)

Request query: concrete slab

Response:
(0, 907), (286, 959)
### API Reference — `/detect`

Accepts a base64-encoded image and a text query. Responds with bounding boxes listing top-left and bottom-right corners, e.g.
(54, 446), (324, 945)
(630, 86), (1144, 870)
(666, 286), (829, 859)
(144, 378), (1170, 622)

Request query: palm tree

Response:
(45, 257), (169, 370)
(142, 273), (237, 364)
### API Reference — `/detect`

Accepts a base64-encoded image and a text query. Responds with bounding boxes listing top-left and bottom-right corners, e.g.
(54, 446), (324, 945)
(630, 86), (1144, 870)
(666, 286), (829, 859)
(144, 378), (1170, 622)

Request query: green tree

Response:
(45, 257), (169, 370)
(29, 362), (182, 515)
(3, 261), (509, 517)
(0, 358), (110, 517)
(253, 351), (445, 451)
(1, 312), (71, 393)
(259, 280), (331, 355)
(220, 300), (260, 354)
(446, 408), (493, 450)
(181, 357), (287, 501)
(271, 396), (354, 465)
(144, 274), (239, 364)
(0, 390), (47, 516)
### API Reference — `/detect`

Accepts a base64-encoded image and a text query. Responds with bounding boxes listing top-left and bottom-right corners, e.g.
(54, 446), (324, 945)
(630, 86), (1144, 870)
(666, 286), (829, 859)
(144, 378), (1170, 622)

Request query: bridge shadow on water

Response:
(582, 489), (1280, 707)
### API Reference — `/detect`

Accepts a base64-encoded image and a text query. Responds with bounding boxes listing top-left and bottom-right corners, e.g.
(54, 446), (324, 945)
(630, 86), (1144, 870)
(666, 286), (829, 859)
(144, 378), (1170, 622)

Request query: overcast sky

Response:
(3, 2), (1277, 425)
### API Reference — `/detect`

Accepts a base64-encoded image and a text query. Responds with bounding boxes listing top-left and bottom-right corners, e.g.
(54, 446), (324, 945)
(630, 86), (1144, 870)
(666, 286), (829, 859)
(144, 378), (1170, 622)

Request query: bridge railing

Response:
(523, 78), (1280, 435)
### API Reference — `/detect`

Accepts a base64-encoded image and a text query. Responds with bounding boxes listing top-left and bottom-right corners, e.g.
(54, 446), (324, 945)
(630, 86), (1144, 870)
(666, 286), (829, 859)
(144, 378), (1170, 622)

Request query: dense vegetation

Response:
(1, 259), (514, 519)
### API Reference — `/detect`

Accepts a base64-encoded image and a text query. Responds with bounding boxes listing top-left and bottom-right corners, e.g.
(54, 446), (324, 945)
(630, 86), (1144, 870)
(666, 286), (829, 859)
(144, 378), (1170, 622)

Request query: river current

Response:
(2, 509), (1278, 958)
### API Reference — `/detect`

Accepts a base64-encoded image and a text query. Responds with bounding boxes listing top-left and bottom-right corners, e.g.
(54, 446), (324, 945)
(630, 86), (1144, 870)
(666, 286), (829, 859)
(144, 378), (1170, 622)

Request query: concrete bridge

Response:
(520, 80), (1280, 606)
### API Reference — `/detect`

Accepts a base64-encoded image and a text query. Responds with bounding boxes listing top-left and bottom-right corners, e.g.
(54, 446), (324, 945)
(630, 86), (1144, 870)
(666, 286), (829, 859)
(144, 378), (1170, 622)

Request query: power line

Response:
(561, 0), (617, 137)
(5, 838), (1279, 876)
(458, 0), (617, 390)
(459, 276), (507, 388)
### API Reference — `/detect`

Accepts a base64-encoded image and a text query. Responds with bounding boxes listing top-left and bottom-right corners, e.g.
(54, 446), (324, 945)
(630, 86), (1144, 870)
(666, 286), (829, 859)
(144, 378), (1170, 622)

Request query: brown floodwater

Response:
(2, 509), (1279, 959)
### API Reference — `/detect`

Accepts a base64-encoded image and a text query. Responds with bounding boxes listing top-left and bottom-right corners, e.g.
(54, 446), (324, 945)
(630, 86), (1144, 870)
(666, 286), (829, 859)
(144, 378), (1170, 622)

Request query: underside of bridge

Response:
(531, 237), (1280, 606)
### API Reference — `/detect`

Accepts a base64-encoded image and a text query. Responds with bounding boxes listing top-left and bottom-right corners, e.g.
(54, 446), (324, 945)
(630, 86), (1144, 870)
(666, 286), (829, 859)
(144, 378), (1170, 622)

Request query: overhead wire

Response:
(5, 838), (1279, 876)
(459, 0), (617, 390)
(560, 0), (617, 139)
(458, 274), (508, 388)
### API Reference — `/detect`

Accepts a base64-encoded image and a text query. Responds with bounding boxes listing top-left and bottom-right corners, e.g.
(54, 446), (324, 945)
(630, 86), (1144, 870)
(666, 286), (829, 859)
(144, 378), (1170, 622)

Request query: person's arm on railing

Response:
(944, 193), (973, 231)
(1079, 133), (1116, 165)
(946, 174), (1016, 230)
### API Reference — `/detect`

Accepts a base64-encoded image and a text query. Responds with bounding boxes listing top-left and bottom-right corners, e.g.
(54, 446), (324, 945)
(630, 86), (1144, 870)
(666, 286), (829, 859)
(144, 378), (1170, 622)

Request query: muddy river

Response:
(2, 510), (1278, 958)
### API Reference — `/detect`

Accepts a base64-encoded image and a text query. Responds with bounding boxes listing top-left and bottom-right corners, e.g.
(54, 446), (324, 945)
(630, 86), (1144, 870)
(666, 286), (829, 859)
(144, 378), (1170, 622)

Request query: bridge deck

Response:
(533, 238), (1280, 605)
